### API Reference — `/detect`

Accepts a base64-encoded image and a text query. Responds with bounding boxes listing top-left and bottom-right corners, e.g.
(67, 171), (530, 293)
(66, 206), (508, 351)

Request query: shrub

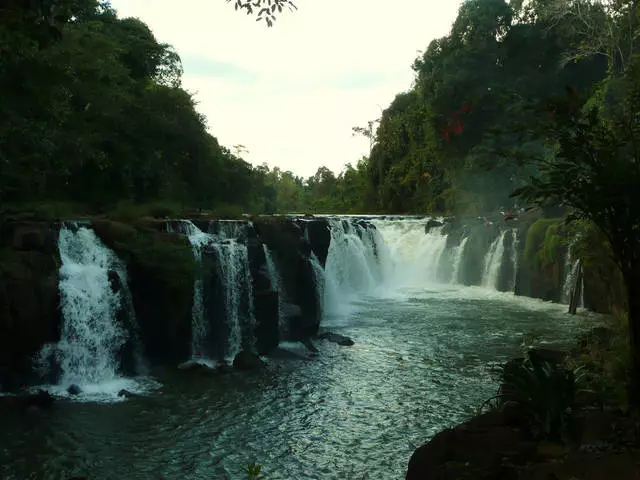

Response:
(211, 203), (244, 219)
(498, 350), (577, 440)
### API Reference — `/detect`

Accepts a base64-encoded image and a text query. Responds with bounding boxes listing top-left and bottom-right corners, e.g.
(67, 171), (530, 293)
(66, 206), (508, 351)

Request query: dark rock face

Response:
(424, 218), (444, 234)
(233, 350), (265, 370)
(93, 220), (195, 366)
(316, 332), (355, 346)
(406, 411), (534, 480)
(0, 221), (61, 390)
(304, 220), (331, 267)
(253, 218), (322, 342)
(253, 290), (280, 354)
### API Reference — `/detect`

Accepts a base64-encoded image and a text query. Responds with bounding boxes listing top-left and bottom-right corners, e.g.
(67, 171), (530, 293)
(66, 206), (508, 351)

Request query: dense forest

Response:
(2, 0), (633, 217)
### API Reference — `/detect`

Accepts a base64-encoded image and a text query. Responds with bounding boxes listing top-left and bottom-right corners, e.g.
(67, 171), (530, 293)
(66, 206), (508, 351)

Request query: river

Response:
(0, 217), (592, 480)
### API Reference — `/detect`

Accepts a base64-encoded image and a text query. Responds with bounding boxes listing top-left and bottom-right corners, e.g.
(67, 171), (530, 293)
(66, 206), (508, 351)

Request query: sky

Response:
(109, 0), (462, 178)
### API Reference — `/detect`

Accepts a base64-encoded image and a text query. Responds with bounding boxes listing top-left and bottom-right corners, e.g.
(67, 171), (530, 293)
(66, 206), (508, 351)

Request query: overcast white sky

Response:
(109, 0), (461, 178)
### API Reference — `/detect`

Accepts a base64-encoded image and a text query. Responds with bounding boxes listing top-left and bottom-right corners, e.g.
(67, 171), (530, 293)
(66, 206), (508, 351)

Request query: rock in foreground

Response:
(316, 332), (355, 346)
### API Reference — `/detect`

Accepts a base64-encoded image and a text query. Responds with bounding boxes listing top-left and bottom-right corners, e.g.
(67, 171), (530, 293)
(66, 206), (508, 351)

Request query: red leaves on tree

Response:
(441, 101), (472, 142)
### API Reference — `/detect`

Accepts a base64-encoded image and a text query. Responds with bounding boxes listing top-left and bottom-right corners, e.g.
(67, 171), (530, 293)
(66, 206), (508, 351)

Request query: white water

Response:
(451, 237), (469, 284)
(263, 245), (287, 338)
(561, 247), (578, 304)
(482, 230), (507, 289)
(42, 225), (146, 401)
(510, 228), (520, 291)
(372, 220), (448, 287)
(170, 220), (255, 362)
(323, 219), (383, 316)
(211, 241), (255, 361)
(309, 252), (326, 319)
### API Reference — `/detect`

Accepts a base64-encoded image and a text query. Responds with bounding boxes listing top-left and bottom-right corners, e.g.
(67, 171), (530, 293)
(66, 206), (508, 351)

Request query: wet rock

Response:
(316, 331), (355, 346)
(527, 348), (567, 366)
(406, 411), (531, 480)
(107, 270), (122, 294)
(118, 389), (138, 398)
(305, 219), (331, 267)
(233, 350), (265, 371)
(67, 384), (82, 395)
(424, 219), (444, 234)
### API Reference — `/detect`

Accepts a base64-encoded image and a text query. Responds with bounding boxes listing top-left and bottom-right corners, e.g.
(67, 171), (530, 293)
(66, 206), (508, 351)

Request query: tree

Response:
(513, 70), (640, 403)
(226, 0), (297, 26)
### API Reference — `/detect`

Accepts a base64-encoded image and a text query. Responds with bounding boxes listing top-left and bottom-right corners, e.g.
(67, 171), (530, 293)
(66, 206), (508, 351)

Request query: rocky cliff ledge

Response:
(0, 215), (337, 391)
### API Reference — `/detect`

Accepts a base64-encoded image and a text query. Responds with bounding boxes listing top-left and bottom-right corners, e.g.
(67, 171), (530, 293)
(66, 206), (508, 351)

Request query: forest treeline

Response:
(0, 0), (631, 217)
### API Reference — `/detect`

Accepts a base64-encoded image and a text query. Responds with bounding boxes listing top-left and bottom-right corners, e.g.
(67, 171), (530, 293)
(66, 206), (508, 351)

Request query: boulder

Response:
(118, 389), (138, 398)
(67, 384), (82, 395)
(406, 411), (533, 480)
(424, 219), (444, 234)
(233, 350), (265, 371)
(316, 332), (355, 346)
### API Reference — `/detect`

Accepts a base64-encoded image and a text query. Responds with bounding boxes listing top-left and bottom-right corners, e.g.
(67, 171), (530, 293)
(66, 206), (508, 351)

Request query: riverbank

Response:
(406, 318), (639, 479)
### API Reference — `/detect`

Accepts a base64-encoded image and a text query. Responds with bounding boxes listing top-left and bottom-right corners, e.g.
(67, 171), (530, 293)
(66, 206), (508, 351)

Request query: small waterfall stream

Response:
(481, 230), (507, 289)
(450, 237), (469, 284)
(170, 220), (255, 363)
(39, 224), (145, 400)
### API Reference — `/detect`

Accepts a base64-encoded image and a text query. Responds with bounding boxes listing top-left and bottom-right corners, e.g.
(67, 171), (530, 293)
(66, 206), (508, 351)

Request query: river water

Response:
(0, 218), (593, 480)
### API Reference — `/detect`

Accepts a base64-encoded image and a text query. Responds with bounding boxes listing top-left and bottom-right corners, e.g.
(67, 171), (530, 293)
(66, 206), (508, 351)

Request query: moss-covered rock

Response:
(93, 220), (196, 365)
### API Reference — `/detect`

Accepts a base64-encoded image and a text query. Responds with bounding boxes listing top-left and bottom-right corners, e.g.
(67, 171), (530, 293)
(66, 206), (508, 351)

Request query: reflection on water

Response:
(0, 284), (591, 480)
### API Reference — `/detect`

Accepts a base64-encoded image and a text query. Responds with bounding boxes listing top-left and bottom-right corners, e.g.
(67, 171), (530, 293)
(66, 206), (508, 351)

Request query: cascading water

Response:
(481, 230), (507, 289)
(43, 225), (142, 399)
(561, 248), (579, 305)
(309, 252), (326, 318)
(210, 241), (255, 360)
(263, 245), (286, 337)
(170, 220), (255, 362)
(167, 220), (211, 360)
(510, 229), (520, 291)
(372, 219), (449, 287)
(450, 237), (469, 284)
(323, 219), (384, 315)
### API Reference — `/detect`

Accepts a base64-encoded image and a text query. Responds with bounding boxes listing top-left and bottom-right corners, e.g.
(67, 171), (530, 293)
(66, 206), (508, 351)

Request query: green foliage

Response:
(567, 312), (632, 409)
(228, 0), (297, 27)
(210, 203), (245, 219)
(500, 352), (577, 440)
(242, 462), (265, 480)
(523, 218), (564, 267)
(93, 220), (196, 293)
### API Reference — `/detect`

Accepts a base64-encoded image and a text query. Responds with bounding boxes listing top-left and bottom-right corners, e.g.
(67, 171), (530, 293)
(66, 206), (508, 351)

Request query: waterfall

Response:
(510, 229), (520, 291)
(450, 237), (469, 284)
(169, 220), (254, 362)
(481, 230), (507, 290)
(263, 245), (286, 337)
(323, 219), (382, 315)
(309, 252), (326, 319)
(51, 225), (136, 395)
(211, 241), (255, 360)
(561, 248), (580, 304)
